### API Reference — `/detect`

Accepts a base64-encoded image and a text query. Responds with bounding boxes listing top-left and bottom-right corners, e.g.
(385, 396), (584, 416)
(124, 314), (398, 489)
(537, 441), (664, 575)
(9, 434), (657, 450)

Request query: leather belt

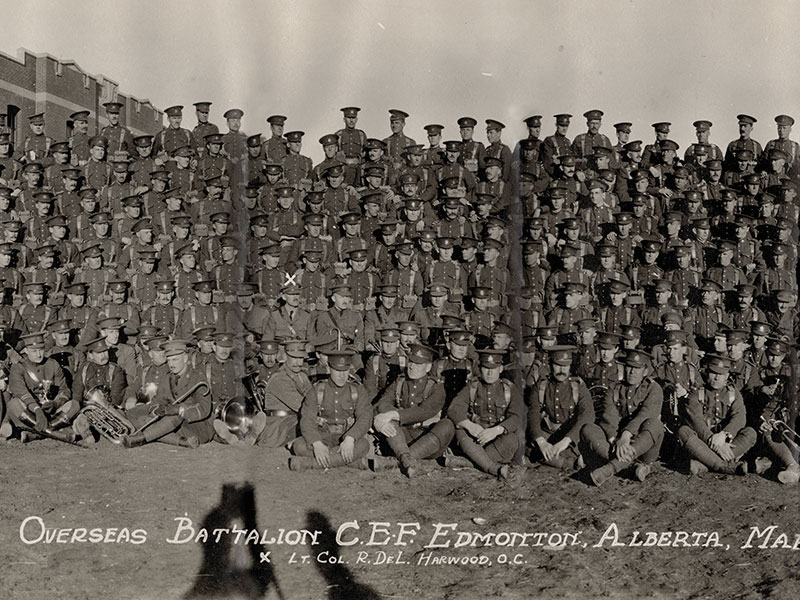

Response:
(264, 410), (291, 417)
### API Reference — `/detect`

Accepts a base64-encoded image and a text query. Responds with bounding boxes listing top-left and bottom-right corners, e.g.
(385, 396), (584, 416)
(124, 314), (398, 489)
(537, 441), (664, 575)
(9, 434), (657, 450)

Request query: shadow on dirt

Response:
(185, 482), (284, 599)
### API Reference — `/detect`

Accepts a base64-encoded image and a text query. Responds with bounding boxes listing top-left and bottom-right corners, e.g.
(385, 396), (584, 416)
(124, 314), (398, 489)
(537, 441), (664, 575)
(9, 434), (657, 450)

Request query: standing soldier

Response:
(541, 114), (573, 175)
(527, 346), (593, 470)
(68, 110), (91, 166)
(337, 106), (366, 182)
(191, 102), (219, 157)
(129, 136), (157, 190)
(581, 349), (664, 485)
(446, 349), (522, 479)
(677, 354), (757, 475)
(383, 109), (417, 172)
(456, 117), (485, 175)
(290, 350), (372, 471)
(482, 119), (512, 182)
(764, 114), (800, 171)
(571, 109), (612, 166)
(21, 113), (51, 165)
(221, 108), (247, 166)
(279, 131), (312, 190)
(153, 106), (193, 162)
(263, 115), (288, 162)
(84, 136), (112, 191)
(724, 114), (762, 171)
(99, 102), (134, 157)
(373, 343), (454, 477)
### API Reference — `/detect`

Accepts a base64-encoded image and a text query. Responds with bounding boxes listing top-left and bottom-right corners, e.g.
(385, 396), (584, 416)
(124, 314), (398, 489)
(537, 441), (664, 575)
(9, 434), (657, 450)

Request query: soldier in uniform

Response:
(677, 354), (757, 475)
(7, 332), (77, 442)
(242, 339), (311, 448)
(99, 102), (134, 157)
(46, 319), (80, 388)
(373, 343), (454, 477)
(383, 109), (416, 171)
(262, 284), (312, 343)
(540, 114), (573, 175)
(83, 136), (112, 192)
(140, 280), (181, 336)
(446, 349), (521, 479)
(290, 350), (371, 470)
(191, 102), (219, 157)
(527, 346), (593, 470)
(336, 106), (367, 177)
(263, 115), (288, 162)
(309, 282), (364, 353)
(764, 114), (800, 171)
(581, 349), (664, 485)
(68, 110), (91, 166)
(72, 336), (127, 409)
(17, 282), (56, 333)
(221, 108), (248, 167)
(118, 339), (214, 448)
(363, 284), (409, 352)
(724, 114), (762, 170)
(20, 113), (51, 165)
(153, 105), (193, 161)
(571, 109), (612, 166)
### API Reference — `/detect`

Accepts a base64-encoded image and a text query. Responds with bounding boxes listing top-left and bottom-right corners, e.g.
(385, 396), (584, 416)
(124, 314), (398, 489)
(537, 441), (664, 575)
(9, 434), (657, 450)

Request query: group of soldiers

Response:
(0, 103), (797, 485)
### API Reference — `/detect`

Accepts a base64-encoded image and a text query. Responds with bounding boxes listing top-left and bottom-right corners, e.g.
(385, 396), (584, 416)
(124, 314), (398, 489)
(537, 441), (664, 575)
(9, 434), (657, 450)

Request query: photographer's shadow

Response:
(185, 482), (283, 599)
(306, 511), (380, 600)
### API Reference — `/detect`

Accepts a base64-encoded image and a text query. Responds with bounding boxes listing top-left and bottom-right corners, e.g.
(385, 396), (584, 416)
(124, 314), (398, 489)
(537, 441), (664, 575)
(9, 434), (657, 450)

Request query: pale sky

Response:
(3, 0), (799, 162)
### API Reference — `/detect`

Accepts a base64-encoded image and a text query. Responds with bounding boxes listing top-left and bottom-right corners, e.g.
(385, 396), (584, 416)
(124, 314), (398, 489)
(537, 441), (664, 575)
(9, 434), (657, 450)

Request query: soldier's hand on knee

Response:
(476, 425), (502, 446)
(717, 442), (735, 462)
(313, 441), (331, 468)
(339, 436), (355, 463)
(708, 431), (727, 454)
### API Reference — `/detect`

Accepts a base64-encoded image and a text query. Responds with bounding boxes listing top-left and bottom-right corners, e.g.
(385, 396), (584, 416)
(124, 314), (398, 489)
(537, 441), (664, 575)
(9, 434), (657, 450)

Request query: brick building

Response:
(0, 47), (162, 149)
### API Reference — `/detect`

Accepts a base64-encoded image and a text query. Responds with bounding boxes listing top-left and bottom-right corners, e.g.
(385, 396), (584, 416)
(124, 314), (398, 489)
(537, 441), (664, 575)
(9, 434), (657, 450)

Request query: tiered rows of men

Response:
(0, 104), (797, 484)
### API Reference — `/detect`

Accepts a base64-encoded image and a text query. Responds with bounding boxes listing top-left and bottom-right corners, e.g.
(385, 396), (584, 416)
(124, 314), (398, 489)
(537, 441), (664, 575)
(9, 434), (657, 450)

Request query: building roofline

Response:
(1, 46), (161, 114)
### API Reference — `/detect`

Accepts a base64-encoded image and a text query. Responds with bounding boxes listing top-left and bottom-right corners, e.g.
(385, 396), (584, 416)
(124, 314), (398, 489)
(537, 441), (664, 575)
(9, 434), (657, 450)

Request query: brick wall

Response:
(0, 48), (162, 149)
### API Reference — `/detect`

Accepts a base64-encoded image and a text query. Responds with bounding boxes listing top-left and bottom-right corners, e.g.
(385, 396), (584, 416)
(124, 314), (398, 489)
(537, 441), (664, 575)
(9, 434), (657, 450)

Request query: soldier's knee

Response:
(432, 418), (455, 443)
(580, 422), (603, 443)
(292, 438), (311, 456)
(739, 426), (757, 445)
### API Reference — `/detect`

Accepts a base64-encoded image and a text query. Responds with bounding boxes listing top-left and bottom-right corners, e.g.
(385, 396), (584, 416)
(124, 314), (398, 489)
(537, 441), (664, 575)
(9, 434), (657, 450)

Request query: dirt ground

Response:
(1, 439), (798, 600)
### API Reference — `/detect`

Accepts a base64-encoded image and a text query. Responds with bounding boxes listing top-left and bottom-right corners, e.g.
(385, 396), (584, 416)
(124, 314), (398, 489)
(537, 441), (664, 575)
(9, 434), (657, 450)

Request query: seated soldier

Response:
(290, 350), (371, 471)
(753, 375), (800, 484)
(7, 332), (81, 442)
(227, 339), (310, 448)
(445, 349), (522, 479)
(677, 354), (756, 475)
(372, 343), (454, 477)
(117, 340), (214, 448)
(581, 349), (664, 485)
(527, 345), (593, 470)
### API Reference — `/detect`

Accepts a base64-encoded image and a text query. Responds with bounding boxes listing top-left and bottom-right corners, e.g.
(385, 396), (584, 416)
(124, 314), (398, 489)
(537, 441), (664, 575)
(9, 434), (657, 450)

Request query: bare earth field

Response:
(1, 440), (798, 600)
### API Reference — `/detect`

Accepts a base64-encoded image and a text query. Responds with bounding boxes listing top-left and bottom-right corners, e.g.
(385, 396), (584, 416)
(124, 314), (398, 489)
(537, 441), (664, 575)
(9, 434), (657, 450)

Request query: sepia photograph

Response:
(0, 1), (798, 598)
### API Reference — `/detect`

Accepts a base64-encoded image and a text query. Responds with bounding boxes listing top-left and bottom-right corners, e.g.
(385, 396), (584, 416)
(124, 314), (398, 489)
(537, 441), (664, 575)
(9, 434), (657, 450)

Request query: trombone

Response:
(762, 415), (800, 453)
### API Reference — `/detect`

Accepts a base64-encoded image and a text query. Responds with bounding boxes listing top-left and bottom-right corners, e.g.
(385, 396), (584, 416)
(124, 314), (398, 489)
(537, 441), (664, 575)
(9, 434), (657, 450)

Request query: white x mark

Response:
(284, 273), (298, 286)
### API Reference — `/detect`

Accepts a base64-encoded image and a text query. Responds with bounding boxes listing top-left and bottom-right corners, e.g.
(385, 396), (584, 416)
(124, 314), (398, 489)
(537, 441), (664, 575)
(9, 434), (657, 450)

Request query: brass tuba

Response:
(80, 385), (136, 442)
(219, 396), (261, 441)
